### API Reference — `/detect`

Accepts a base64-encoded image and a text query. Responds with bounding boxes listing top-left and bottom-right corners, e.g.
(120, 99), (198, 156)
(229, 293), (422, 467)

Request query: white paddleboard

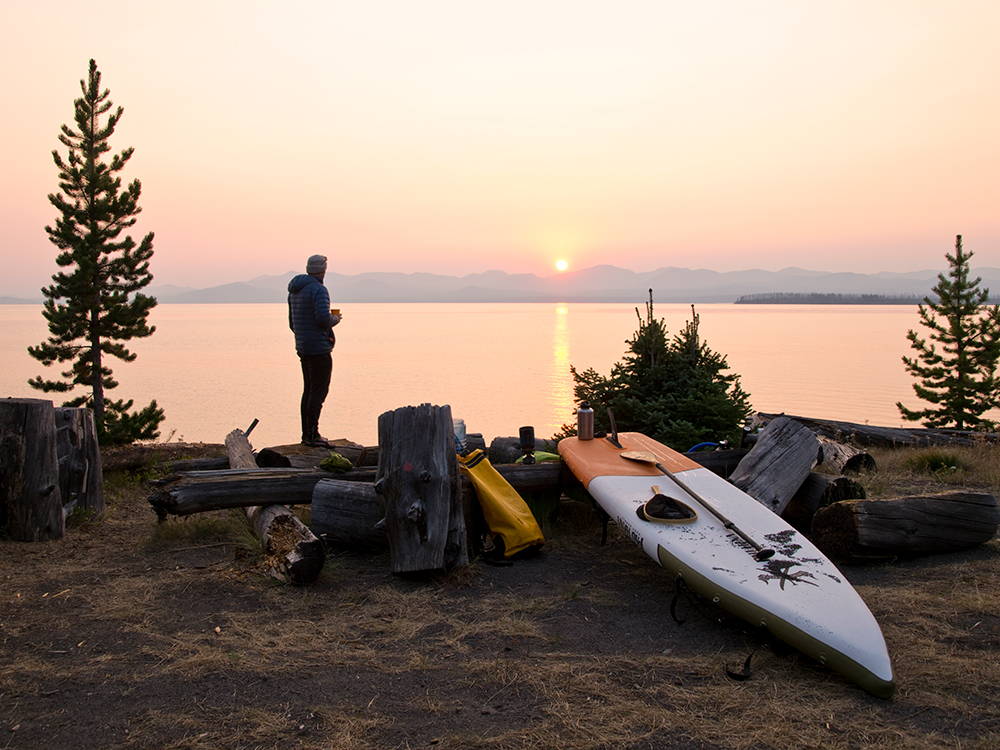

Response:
(558, 432), (894, 698)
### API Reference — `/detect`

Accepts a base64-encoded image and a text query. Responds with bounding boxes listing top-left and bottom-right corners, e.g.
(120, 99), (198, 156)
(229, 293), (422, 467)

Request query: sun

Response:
(554, 258), (569, 273)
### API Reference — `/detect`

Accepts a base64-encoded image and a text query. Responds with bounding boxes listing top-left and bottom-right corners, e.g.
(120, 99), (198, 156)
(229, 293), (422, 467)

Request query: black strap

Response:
(725, 650), (759, 681)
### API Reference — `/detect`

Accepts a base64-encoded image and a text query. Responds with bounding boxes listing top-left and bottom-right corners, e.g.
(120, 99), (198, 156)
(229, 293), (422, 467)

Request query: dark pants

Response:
(299, 353), (332, 441)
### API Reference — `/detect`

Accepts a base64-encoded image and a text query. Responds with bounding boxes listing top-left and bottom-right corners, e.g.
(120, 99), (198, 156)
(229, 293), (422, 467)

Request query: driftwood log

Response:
(729, 416), (820, 514)
(225, 429), (325, 584)
(687, 448), (750, 478)
(54, 407), (104, 518)
(148, 468), (328, 517)
(812, 492), (1000, 561)
(310, 479), (385, 550)
(377, 404), (467, 574)
(816, 436), (876, 474)
(755, 412), (1000, 448)
(489, 435), (557, 464)
(0, 398), (64, 541)
(781, 472), (866, 533)
(167, 456), (230, 473)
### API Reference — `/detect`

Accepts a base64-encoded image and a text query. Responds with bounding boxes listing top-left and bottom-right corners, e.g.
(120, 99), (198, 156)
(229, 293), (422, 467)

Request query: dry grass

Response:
(1, 449), (999, 749)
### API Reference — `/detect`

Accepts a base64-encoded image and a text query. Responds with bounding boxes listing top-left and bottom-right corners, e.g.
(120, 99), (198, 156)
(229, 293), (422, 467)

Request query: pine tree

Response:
(897, 235), (1000, 430)
(28, 59), (164, 445)
(557, 292), (752, 449)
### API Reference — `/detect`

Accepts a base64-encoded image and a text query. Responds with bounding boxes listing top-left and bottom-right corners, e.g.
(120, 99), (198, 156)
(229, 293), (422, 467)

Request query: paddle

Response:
(620, 450), (775, 561)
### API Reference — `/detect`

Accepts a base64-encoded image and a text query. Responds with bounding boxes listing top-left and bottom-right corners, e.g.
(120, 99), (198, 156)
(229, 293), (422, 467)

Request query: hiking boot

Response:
(304, 435), (333, 448)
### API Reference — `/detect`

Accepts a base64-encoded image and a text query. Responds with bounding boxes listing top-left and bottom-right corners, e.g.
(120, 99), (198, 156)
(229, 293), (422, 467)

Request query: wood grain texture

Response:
(376, 403), (467, 574)
(0, 398), (64, 541)
(226, 429), (325, 585)
(812, 492), (1000, 560)
(729, 416), (820, 514)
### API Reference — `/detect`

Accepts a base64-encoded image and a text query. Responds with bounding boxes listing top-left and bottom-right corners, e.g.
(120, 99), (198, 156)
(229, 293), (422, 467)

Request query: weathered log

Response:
(167, 456), (230, 473)
(0, 398), (64, 541)
(225, 429), (324, 585)
(101, 442), (226, 472)
(687, 448), (750, 478)
(333, 461), (564, 492)
(148, 468), (328, 517)
(812, 492), (1000, 561)
(489, 436), (557, 464)
(377, 403), (467, 574)
(755, 412), (1000, 448)
(310, 479), (386, 550)
(781, 472), (866, 533)
(815, 436), (876, 474)
(729, 416), (820, 514)
(54, 407), (104, 519)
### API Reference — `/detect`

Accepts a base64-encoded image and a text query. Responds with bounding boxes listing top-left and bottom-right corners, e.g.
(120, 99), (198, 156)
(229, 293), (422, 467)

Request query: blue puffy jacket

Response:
(287, 274), (337, 355)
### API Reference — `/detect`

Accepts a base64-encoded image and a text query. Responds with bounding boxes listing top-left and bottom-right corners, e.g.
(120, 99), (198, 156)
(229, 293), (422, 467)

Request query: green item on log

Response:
(320, 451), (353, 473)
(514, 451), (561, 464)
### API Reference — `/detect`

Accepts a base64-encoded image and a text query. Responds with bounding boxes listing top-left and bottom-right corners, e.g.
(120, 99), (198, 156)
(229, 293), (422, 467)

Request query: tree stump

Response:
(377, 403), (467, 574)
(781, 472), (866, 533)
(812, 492), (1000, 561)
(225, 429), (325, 584)
(54, 407), (104, 519)
(0, 398), (64, 541)
(310, 478), (386, 550)
(729, 416), (820, 514)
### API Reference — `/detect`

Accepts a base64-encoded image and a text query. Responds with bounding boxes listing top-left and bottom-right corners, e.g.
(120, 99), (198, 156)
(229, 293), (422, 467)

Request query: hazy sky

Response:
(2, 0), (998, 294)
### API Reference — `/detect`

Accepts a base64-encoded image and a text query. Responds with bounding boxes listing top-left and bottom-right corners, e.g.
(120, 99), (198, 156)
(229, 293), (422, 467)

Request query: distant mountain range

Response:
(6, 265), (1000, 304)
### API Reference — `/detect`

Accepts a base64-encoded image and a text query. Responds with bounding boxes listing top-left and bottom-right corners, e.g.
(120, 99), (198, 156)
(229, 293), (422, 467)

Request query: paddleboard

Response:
(558, 432), (894, 698)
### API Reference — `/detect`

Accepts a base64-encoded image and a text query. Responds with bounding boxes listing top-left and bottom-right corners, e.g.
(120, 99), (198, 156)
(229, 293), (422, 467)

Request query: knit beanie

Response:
(306, 254), (328, 274)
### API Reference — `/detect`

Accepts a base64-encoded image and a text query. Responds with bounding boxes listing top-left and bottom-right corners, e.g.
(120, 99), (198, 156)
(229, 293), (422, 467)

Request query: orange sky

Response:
(2, 1), (998, 295)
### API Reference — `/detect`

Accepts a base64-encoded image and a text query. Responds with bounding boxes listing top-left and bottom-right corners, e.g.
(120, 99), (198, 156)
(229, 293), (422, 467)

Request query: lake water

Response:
(0, 303), (943, 448)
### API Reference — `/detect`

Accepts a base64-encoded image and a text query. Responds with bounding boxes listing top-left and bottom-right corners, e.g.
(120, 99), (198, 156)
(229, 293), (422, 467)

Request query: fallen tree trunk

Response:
(148, 468), (328, 518)
(101, 442), (226, 472)
(377, 403), (467, 574)
(755, 412), (1000, 448)
(0, 398), (63, 541)
(729, 416), (820, 514)
(811, 492), (1000, 561)
(488, 435), (556, 464)
(687, 448), (750, 478)
(816, 436), (876, 474)
(310, 479), (385, 550)
(781, 472), (866, 533)
(226, 429), (325, 585)
(54, 407), (104, 519)
(167, 456), (230, 473)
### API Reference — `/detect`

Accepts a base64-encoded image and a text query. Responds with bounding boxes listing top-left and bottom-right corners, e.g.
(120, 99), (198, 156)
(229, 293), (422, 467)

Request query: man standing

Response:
(288, 254), (341, 447)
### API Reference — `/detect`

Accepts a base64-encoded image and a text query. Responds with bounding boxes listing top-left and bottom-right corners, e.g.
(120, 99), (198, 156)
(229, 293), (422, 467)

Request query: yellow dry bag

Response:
(458, 449), (545, 557)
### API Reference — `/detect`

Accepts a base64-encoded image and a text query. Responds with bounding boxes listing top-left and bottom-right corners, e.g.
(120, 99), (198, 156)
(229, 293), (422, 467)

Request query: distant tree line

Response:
(736, 293), (934, 305)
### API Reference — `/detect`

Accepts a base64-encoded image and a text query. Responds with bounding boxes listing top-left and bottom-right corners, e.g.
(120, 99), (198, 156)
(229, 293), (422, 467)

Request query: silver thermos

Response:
(577, 401), (595, 441)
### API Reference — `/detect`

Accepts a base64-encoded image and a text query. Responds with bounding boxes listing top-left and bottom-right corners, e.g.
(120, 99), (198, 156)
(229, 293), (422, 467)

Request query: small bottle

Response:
(452, 418), (468, 455)
(577, 402), (594, 441)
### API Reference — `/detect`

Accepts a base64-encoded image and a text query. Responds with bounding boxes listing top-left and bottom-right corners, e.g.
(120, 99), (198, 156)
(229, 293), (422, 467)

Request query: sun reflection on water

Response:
(550, 304), (575, 434)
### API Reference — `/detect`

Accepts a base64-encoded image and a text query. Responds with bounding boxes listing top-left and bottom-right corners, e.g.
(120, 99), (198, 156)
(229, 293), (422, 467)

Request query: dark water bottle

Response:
(577, 401), (595, 441)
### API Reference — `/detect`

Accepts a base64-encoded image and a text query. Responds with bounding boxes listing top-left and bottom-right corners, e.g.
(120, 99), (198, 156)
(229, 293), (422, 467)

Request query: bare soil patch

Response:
(1, 447), (998, 749)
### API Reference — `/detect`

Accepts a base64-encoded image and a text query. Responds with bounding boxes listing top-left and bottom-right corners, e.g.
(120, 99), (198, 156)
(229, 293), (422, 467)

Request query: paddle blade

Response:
(620, 450), (658, 464)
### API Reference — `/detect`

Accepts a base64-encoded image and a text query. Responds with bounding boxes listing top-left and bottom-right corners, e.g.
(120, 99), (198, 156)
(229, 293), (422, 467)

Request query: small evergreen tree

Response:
(28, 59), (164, 445)
(557, 292), (752, 449)
(897, 235), (1000, 430)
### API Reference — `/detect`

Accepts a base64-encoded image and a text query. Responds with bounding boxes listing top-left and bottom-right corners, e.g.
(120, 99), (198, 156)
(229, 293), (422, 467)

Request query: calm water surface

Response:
(0, 303), (932, 447)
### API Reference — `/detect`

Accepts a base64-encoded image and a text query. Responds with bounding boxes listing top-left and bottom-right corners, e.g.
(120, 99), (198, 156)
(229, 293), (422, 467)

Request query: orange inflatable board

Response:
(558, 432), (699, 487)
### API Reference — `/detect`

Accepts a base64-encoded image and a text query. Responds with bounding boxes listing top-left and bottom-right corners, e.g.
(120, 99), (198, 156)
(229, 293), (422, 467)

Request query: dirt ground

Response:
(1, 447), (999, 750)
